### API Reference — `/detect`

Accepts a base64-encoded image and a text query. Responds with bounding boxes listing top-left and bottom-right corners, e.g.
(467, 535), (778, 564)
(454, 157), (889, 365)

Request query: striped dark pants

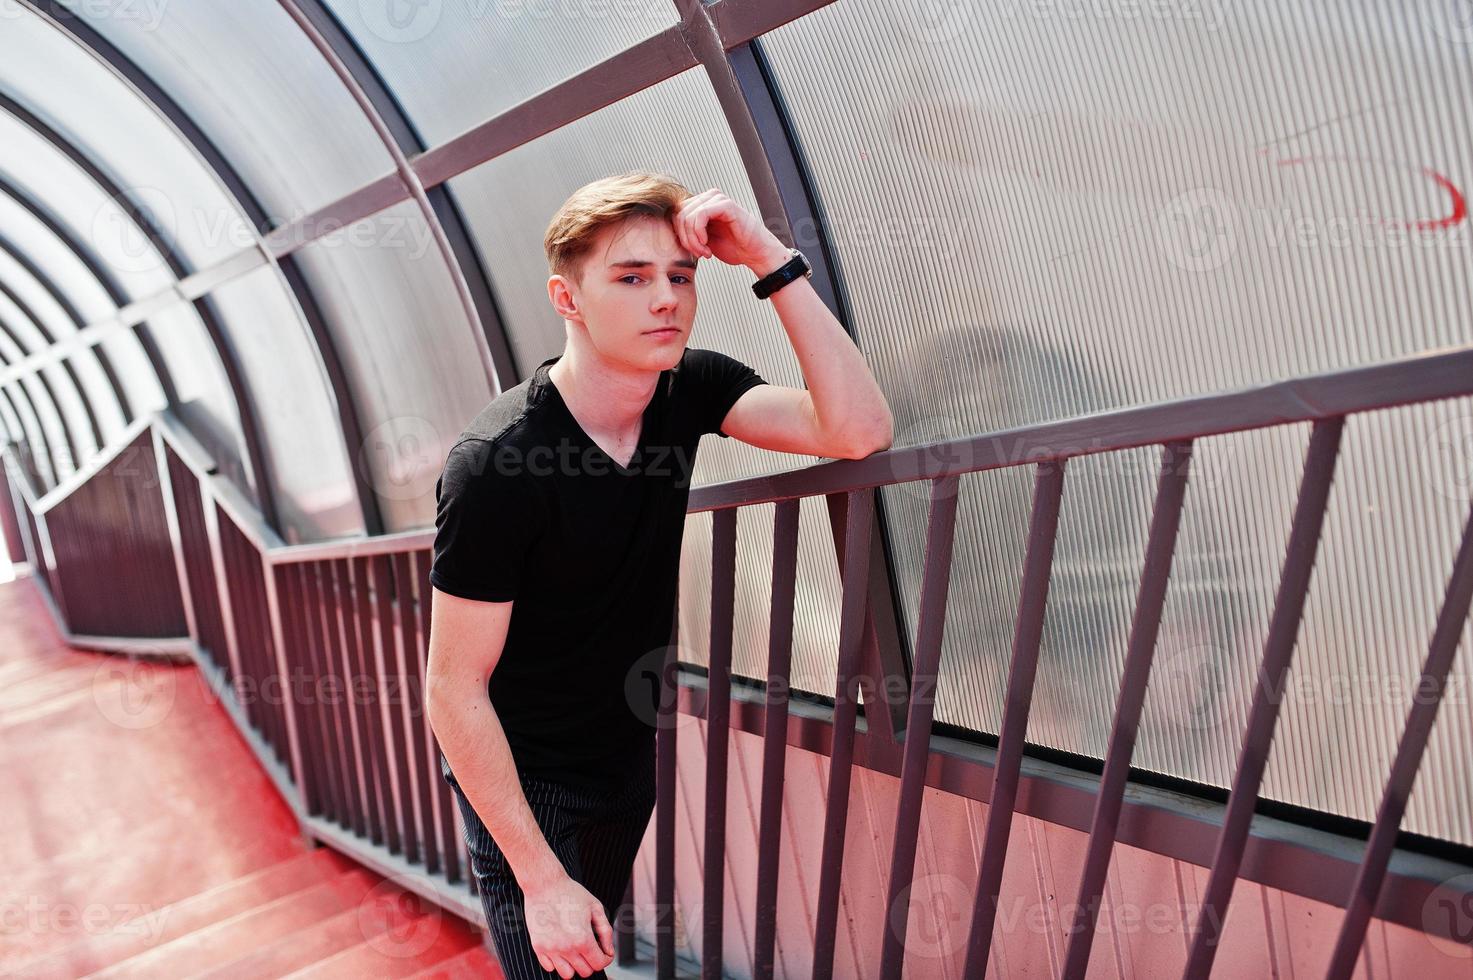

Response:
(441, 747), (657, 979)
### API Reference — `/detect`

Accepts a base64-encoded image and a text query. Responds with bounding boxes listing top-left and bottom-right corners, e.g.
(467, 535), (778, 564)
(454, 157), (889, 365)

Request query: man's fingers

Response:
(591, 905), (615, 958)
(564, 951), (596, 976)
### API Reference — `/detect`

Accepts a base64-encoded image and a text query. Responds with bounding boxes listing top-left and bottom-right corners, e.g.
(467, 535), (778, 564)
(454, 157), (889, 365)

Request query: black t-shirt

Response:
(430, 347), (767, 793)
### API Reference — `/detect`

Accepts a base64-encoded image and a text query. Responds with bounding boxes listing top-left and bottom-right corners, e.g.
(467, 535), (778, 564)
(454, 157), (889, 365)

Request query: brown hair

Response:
(543, 170), (694, 286)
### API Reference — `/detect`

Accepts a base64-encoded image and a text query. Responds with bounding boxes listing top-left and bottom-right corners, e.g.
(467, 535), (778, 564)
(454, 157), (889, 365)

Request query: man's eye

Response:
(672, 275), (692, 284)
(620, 275), (641, 284)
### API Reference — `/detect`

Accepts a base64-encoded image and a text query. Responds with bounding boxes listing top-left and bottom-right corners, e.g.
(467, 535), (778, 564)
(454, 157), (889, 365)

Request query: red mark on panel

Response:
(1268, 152), (1467, 231)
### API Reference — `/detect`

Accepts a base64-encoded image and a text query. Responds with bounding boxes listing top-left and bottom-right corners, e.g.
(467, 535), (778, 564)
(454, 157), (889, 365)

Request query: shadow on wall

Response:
(881, 321), (1258, 780)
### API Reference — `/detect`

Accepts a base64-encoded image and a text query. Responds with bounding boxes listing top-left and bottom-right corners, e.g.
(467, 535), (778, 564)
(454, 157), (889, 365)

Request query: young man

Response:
(425, 171), (892, 980)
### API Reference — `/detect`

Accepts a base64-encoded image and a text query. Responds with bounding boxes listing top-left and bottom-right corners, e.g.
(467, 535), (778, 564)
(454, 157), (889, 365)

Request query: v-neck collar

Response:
(531, 354), (667, 476)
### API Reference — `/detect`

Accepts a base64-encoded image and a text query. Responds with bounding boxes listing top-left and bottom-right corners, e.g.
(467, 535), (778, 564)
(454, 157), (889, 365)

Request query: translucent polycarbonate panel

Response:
(0, 112), (177, 300)
(0, 287), (102, 463)
(0, 192), (117, 322)
(0, 190), (162, 431)
(0, 251), (127, 443)
(58, 0), (394, 225)
(449, 68), (845, 690)
(0, 389), (22, 445)
(678, 497), (844, 699)
(14, 373), (70, 482)
(207, 266), (363, 544)
(98, 330), (167, 421)
(1, 382), (54, 486)
(288, 200), (493, 533)
(142, 303), (250, 502)
(0, 10), (251, 271)
(762, 0), (1473, 840)
(321, 0), (677, 146)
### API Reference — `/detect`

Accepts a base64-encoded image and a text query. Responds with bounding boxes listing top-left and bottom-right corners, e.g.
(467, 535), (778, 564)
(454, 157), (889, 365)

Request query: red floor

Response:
(0, 572), (501, 978)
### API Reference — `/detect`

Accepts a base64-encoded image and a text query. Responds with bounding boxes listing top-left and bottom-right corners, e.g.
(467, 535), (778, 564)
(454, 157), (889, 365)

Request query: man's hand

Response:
(523, 873), (616, 978)
(672, 187), (790, 274)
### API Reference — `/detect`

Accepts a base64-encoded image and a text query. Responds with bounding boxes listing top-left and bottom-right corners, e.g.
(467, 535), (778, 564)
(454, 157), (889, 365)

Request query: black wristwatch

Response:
(751, 247), (813, 300)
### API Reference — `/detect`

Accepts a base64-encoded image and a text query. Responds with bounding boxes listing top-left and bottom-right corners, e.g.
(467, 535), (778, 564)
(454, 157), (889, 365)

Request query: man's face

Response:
(551, 214), (699, 373)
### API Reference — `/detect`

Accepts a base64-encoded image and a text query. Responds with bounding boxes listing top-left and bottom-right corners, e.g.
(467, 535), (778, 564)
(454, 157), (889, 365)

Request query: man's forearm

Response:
(428, 686), (566, 892)
(746, 242), (893, 455)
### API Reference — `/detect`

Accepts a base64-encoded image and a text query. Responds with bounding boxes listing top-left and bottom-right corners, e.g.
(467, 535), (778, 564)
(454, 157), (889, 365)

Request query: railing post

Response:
(1061, 441), (1193, 977)
(878, 474), (961, 980)
(151, 421), (202, 649)
(1324, 498), (1473, 977)
(752, 497), (801, 980)
(703, 507), (738, 978)
(811, 487), (875, 980)
(1184, 416), (1346, 976)
(962, 459), (1068, 978)
(261, 548), (309, 809)
(202, 492), (249, 709)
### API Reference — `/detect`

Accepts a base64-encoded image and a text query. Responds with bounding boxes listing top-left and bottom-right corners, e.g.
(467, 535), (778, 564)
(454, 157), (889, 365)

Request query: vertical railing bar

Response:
(617, 878), (635, 964)
(282, 564), (326, 816)
(1184, 415), (1346, 977)
(962, 458), (1068, 978)
(151, 426), (202, 649)
(1061, 440), (1193, 978)
(1324, 499), (1473, 978)
(265, 559), (311, 810)
(246, 544), (286, 759)
(878, 474), (962, 980)
(232, 527), (273, 749)
(703, 506), (738, 979)
(371, 553), (409, 857)
(393, 549), (437, 871)
(752, 497), (801, 980)
(303, 560), (350, 829)
(655, 577), (680, 980)
(810, 486), (875, 980)
(350, 554), (389, 848)
(327, 557), (370, 838)
(203, 496), (248, 709)
(416, 549), (462, 883)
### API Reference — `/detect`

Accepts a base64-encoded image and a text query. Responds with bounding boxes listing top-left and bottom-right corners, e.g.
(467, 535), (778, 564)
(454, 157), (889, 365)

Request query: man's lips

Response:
(644, 327), (681, 336)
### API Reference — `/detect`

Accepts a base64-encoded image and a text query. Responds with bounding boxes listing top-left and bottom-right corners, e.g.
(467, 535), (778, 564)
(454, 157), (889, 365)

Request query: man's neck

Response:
(547, 345), (659, 440)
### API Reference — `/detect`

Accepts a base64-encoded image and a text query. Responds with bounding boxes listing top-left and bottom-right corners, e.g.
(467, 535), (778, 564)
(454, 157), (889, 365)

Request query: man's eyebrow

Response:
(608, 257), (698, 270)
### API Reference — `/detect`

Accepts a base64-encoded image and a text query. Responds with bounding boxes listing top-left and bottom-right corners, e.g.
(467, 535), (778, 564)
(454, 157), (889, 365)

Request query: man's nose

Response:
(651, 279), (677, 310)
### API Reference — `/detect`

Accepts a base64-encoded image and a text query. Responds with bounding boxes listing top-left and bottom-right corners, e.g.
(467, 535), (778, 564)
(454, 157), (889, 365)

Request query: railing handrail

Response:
(131, 340), (1473, 566)
(28, 414), (155, 516)
(688, 341), (1473, 512)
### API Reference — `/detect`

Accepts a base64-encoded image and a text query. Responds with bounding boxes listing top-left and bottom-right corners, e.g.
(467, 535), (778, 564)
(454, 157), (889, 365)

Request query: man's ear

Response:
(548, 275), (579, 319)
